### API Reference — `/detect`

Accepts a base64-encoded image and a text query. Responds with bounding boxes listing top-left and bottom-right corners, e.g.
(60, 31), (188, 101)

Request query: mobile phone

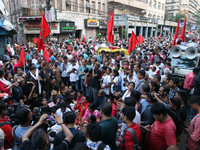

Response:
(182, 124), (188, 128)
(140, 125), (151, 132)
(46, 115), (54, 121)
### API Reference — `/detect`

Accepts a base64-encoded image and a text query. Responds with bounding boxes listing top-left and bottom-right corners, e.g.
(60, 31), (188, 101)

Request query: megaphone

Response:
(185, 47), (197, 59)
(171, 46), (182, 57)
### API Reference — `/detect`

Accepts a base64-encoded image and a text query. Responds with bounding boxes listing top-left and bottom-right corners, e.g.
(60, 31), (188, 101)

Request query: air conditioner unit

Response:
(86, 4), (91, 8)
(66, 1), (71, 6)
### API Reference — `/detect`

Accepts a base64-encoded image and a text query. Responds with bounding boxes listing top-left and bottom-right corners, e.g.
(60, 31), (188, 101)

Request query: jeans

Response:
(89, 86), (99, 103)
(62, 77), (70, 87)
(81, 79), (87, 96)
(71, 80), (79, 91)
(190, 108), (196, 120)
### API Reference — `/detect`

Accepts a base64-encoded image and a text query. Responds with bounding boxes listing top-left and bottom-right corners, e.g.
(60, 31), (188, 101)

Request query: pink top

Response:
(72, 50), (78, 61)
(186, 114), (200, 150)
(82, 109), (101, 121)
(184, 72), (194, 89)
(76, 95), (83, 104)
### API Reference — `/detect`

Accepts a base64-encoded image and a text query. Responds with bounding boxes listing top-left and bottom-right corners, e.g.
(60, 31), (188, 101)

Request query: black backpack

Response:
(12, 86), (23, 101)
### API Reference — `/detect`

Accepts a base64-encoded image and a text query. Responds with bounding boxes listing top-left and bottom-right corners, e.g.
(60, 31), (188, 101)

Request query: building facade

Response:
(165, 0), (200, 31)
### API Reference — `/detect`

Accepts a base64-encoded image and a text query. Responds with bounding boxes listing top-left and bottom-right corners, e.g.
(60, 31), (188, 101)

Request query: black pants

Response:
(184, 88), (191, 107)
(62, 77), (70, 87)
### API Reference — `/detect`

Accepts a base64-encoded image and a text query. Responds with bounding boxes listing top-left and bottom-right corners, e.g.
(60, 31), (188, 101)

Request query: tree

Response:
(165, 12), (175, 21)
(175, 13), (186, 22)
(193, 9), (200, 25)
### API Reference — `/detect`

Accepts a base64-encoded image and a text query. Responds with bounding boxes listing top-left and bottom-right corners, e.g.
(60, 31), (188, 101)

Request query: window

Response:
(162, 4), (164, 10)
(91, 1), (95, 14)
(73, 0), (78, 12)
(79, 0), (84, 12)
(149, 0), (152, 7)
(158, 2), (161, 9)
(154, 1), (157, 9)
(102, 3), (105, 15)
(157, 15), (160, 20)
(98, 2), (101, 14)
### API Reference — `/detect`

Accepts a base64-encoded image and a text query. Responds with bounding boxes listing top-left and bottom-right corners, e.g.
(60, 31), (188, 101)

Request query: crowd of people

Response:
(0, 36), (200, 150)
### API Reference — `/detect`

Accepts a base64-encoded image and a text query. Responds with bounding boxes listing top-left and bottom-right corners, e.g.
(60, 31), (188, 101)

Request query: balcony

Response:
(108, 0), (147, 10)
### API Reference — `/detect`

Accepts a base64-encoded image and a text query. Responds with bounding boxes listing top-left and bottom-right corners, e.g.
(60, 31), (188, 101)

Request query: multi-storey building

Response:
(108, 0), (168, 38)
(165, 0), (200, 32)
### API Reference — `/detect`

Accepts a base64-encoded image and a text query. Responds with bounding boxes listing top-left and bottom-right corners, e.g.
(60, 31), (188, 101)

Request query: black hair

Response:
(0, 69), (4, 77)
(166, 62), (171, 67)
(171, 77), (179, 86)
(86, 122), (102, 142)
(131, 90), (141, 101)
(152, 51), (156, 55)
(32, 128), (46, 150)
(102, 66), (107, 71)
(88, 103), (96, 110)
(151, 102), (167, 116)
(142, 85), (150, 93)
(136, 63), (141, 70)
(147, 92), (157, 103)
(167, 58), (172, 62)
(161, 85), (170, 94)
(16, 107), (30, 125)
(115, 60), (119, 63)
(150, 81), (159, 93)
(0, 101), (6, 113)
(70, 85), (76, 91)
(115, 63), (120, 70)
(73, 142), (91, 150)
(100, 102), (112, 117)
(54, 85), (60, 92)
(77, 89), (83, 94)
(107, 67), (112, 73)
(128, 68), (133, 73)
(5, 72), (11, 79)
(138, 70), (145, 78)
(154, 74), (161, 81)
(113, 69), (119, 76)
(170, 97), (181, 110)
(124, 97), (136, 107)
(90, 114), (96, 123)
(189, 96), (200, 105)
(63, 111), (76, 124)
(193, 67), (199, 73)
(122, 106), (136, 121)
(176, 90), (186, 100)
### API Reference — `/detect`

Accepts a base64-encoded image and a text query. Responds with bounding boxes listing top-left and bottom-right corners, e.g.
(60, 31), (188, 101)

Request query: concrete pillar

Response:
(171, 27), (174, 37)
(145, 24), (148, 38)
(164, 26), (166, 36)
(155, 25), (158, 37)
(140, 25), (143, 36)
(134, 24), (136, 34)
(150, 26), (153, 37)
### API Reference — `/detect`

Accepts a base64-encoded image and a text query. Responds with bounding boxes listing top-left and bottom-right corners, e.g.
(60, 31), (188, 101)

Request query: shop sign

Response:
(87, 19), (99, 27)
(23, 21), (59, 34)
(60, 22), (75, 33)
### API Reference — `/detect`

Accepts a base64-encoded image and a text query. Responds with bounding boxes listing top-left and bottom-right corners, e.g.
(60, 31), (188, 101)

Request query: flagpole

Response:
(23, 60), (25, 73)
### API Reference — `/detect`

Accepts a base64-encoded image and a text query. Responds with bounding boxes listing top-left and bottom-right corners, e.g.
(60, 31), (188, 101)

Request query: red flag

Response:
(37, 14), (51, 51)
(83, 34), (86, 42)
(33, 38), (38, 44)
(157, 33), (162, 39)
(18, 47), (26, 67)
(111, 12), (114, 44)
(173, 19), (180, 46)
(107, 13), (112, 43)
(128, 30), (138, 54)
(67, 45), (72, 50)
(180, 19), (186, 42)
(137, 33), (144, 44)
(188, 31), (191, 34)
(43, 49), (50, 63)
(195, 38), (197, 42)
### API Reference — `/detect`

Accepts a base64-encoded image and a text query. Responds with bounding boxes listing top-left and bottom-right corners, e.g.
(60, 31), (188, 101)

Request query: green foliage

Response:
(119, 28), (128, 40)
(175, 13), (186, 22)
(193, 9), (200, 25)
(165, 12), (175, 21)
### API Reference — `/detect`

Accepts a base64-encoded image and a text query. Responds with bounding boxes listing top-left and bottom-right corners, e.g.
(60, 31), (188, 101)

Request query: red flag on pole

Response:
(107, 13), (112, 43)
(83, 34), (86, 42)
(37, 14), (51, 51)
(137, 33), (144, 44)
(111, 12), (114, 45)
(43, 49), (50, 63)
(18, 47), (26, 67)
(173, 19), (180, 46)
(180, 19), (186, 42)
(128, 30), (138, 54)
(157, 33), (162, 39)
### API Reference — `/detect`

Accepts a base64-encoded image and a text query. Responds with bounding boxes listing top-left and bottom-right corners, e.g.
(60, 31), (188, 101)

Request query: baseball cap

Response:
(98, 89), (104, 94)
(0, 128), (4, 145)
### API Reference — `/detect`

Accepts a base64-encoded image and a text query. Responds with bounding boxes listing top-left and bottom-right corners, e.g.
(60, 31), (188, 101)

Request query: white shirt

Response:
(102, 74), (111, 95)
(10, 47), (15, 56)
(56, 107), (71, 121)
(66, 54), (73, 60)
(111, 76), (120, 94)
(32, 59), (38, 64)
(67, 64), (80, 82)
(122, 90), (131, 101)
(127, 75), (138, 84)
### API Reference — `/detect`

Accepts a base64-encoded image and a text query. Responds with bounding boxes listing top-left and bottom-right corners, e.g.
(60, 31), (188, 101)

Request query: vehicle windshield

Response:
(171, 55), (198, 69)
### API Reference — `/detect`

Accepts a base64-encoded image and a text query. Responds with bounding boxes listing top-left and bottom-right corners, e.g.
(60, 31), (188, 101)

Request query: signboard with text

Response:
(85, 19), (99, 28)
(60, 21), (75, 33)
(23, 21), (59, 34)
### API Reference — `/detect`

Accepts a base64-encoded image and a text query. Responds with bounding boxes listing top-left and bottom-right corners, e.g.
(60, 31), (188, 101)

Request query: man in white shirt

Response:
(187, 39), (198, 47)
(10, 45), (15, 56)
(66, 50), (73, 60)
(67, 58), (80, 90)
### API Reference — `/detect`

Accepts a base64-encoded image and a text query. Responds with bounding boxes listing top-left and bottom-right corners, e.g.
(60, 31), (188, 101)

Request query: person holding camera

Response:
(78, 59), (90, 97)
